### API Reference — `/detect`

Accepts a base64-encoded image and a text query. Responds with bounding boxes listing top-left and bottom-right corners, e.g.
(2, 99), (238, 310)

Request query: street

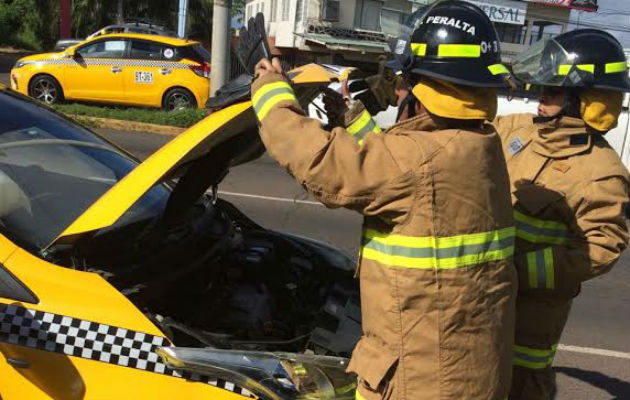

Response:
(99, 128), (630, 400)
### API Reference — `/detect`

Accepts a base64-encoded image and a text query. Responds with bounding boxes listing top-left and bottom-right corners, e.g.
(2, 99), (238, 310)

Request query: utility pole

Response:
(177, 0), (189, 38)
(59, 0), (71, 38)
(117, 0), (124, 24)
(211, 0), (232, 96)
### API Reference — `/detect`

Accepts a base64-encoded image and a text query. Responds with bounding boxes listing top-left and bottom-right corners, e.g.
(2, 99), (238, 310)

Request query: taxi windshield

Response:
(0, 91), (169, 251)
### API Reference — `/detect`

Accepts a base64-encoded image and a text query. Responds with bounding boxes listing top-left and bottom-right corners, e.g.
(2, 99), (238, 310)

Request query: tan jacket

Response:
(252, 73), (516, 400)
(494, 113), (630, 298)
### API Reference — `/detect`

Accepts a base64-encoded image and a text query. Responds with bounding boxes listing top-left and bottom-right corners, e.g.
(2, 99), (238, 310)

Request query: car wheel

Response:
(163, 88), (196, 111)
(29, 75), (64, 105)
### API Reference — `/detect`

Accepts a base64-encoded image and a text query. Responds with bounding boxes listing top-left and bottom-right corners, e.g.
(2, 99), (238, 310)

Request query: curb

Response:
(67, 114), (186, 136)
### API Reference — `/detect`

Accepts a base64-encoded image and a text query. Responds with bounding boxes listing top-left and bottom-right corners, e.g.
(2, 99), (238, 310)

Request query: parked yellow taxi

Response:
(10, 33), (211, 110)
(0, 64), (359, 399)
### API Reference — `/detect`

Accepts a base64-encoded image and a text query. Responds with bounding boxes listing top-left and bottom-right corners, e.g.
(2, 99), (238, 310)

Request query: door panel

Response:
(123, 40), (177, 107)
(65, 39), (126, 102)
(0, 240), (255, 399)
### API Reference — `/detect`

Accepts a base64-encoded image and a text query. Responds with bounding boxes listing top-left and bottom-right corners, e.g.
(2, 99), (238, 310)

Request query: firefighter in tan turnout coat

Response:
(248, 2), (518, 399)
(493, 30), (630, 399)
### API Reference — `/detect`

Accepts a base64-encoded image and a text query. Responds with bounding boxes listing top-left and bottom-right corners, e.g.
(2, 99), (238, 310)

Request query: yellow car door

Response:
(65, 38), (127, 102)
(123, 39), (175, 107)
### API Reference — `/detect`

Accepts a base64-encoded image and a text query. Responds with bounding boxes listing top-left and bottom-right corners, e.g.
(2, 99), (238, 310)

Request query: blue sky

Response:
(570, 0), (630, 47)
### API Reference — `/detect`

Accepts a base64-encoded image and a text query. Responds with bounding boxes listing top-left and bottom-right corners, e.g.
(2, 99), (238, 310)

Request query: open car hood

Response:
(50, 63), (349, 247)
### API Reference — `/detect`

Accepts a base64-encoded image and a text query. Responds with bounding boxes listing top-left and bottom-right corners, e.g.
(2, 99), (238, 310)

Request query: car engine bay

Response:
(45, 196), (362, 358)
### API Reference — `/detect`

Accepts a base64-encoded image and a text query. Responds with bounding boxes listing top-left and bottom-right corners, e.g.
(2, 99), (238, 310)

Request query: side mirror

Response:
(64, 48), (76, 58)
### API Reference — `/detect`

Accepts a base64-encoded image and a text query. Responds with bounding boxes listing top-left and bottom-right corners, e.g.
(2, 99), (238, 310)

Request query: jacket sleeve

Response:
(516, 176), (629, 294)
(251, 73), (419, 218)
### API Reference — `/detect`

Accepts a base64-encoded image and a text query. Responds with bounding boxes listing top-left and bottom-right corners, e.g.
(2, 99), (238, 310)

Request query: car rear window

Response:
(178, 44), (211, 63)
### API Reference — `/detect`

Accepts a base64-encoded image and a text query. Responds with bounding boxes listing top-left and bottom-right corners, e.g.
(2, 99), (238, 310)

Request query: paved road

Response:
(96, 128), (630, 399)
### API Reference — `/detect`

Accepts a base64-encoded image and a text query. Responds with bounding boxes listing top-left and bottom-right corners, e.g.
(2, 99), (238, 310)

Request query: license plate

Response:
(135, 71), (153, 84)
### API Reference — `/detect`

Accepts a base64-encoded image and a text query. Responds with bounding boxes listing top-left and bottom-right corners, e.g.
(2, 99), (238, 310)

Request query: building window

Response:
(296, 0), (304, 22)
(381, 7), (405, 37)
(494, 22), (527, 45)
(282, 0), (290, 21)
(354, 0), (382, 31)
(270, 0), (277, 22)
(321, 0), (340, 22)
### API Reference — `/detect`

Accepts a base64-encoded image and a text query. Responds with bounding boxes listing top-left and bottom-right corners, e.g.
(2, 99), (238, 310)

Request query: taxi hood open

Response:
(49, 63), (351, 247)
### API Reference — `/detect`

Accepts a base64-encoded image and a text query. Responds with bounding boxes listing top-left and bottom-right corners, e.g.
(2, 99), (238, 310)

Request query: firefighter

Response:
(249, 1), (517, 399)
(493, 29), (630, 399)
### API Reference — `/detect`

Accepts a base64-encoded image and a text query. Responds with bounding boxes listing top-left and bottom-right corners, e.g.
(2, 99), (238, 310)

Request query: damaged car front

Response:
(0, 66), (361, 400)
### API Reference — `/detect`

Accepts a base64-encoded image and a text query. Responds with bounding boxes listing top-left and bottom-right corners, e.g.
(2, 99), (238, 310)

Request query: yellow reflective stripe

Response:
(558, 65), (571, 75)
(514, 344), (558, 369)
(347, 110), (381, 140)
(606, 61), (628, 74)
(524, 248), (555, 289)
(355, 389), (367, 400)
(488, 63), (509, 75)
(410, 42), (427, 56)
(252, 81), (291, 105)
(577, 64), (595, 73)
(526, 251), (538, 288)
(543, 247), (554, 289)
(252, 81), (297, 121)
(362, 227), (515, 270)
(514, 211), (568, 245)
(438, 44), (481, 58)
(558, 64), (595, 75)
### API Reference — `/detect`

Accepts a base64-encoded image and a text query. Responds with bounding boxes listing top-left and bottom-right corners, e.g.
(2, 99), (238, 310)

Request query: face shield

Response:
(512, 38), (594, 88)
(386, 7), (430, 73)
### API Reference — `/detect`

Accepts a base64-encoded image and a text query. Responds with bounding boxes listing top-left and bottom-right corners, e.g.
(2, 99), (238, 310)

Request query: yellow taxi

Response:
(10, 33), (211, 110)
(0, 65), (359, 399)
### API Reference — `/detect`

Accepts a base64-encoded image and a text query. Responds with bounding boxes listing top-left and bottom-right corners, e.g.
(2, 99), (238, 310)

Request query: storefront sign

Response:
(519, 0), (598, 12)
(467, 1), (527, 25)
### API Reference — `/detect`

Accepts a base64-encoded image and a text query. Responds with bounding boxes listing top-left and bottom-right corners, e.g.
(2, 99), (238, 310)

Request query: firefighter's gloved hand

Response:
(349, 58), (400, 115)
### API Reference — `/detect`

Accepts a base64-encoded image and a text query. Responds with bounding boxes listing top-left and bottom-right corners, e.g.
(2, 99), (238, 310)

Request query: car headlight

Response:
(157, 347), (356, 400)
(13, 61), (26, 69)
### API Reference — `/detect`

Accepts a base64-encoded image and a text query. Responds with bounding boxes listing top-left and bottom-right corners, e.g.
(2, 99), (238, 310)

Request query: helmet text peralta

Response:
(424, 16), (476, 35)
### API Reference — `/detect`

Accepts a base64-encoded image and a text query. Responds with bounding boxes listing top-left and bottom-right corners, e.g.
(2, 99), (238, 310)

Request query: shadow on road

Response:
(556, 366), (630, 400)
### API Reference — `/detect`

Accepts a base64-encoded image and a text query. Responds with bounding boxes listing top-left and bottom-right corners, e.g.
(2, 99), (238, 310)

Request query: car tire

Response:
(28, 75), (64, 105)
(162, 87), (197, 111)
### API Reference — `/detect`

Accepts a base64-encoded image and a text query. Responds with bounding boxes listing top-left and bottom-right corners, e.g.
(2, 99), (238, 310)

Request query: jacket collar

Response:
(386, 113), (492, 134)
(532, 116), (591, 158)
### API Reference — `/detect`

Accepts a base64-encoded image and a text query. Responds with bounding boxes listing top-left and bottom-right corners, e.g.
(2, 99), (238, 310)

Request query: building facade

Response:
(244, 0), (596, 68)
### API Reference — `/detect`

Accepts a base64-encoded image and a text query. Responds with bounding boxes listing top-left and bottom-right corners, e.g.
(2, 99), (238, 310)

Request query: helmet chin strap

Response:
(396, 92), (418, 122)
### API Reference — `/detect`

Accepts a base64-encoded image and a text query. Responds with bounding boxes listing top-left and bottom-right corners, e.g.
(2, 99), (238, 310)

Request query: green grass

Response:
(53, 103), (207, 128)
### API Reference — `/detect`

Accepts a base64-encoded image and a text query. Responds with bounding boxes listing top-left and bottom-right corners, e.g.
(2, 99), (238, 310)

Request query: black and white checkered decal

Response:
(0, 303), (255, 398)
(19, 59), (192, 69)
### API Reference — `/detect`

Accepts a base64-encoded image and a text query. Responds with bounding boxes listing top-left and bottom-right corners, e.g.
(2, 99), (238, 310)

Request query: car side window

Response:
(77, 40), (127, 59)
(129, 40), (180, 61)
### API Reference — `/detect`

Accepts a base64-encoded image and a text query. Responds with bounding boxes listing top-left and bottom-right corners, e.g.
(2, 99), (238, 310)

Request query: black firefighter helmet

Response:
(390, 0), (512, 87)
(512, 29), (630, 92)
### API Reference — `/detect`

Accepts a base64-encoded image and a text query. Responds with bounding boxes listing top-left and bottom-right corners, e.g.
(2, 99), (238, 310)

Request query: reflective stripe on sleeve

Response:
(514, 344), (558, 369)
(525, 247), (554, 289)
(347, 109), (382, 141)
(514, 211), (568, 245)
(361, 227), (515, 270)
(252, 81), (297, 121)
(606, 61), (628, 74)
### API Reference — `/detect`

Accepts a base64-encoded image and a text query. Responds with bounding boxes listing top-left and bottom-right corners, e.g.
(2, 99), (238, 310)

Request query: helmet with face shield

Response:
(388, 0), (513, 88)
(512, 29), (630, 92)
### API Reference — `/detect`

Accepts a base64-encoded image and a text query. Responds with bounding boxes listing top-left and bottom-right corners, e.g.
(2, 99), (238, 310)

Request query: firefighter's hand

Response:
(323, 87), (349, 128)
(255, 57), (283, 77)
